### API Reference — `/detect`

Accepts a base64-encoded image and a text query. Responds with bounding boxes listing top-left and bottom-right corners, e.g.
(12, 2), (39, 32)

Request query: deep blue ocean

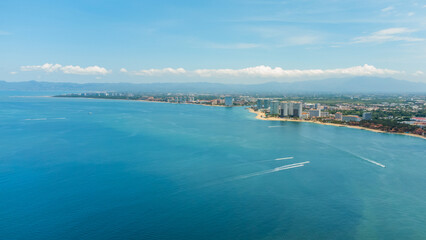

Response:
(0, 91), (425, 240)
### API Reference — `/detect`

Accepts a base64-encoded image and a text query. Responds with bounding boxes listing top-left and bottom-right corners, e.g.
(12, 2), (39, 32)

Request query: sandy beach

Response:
(248, 108), (425, 140)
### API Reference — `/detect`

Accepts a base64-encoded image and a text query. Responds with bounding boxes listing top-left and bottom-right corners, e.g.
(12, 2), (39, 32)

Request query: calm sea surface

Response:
(0, 92), (425, 240)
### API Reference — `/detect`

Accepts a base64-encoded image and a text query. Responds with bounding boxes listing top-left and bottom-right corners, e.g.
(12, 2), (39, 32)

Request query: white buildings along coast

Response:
(256, 98), (372, 122)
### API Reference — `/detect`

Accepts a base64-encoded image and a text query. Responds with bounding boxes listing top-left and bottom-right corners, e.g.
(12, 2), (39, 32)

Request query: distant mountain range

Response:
(1, 77), (425, 94)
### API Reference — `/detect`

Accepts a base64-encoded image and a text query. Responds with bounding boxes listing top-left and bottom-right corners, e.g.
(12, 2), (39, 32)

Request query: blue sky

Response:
(1, 0), (425, 83)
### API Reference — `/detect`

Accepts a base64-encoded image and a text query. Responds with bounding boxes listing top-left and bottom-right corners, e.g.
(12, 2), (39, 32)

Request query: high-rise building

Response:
(293, 102), (303, 118)
(279, 101), (302, 118)
(362, 112), (372, 120)
(288, 102), (294, 116)
(257, 99), (264, 109)
(270, 101), (280, 115)
(280, 102), (289, 117)
(225, 96), (233, 106)
(264, 99), (271, 109)
(335, 112), (343, 120)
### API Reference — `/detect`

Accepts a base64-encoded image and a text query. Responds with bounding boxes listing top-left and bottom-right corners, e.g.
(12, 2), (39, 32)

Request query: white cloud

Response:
(20, 63), (111, 75)
(377, 28), (414, 35)
(132, 67), (186, 76)
(407, 12), (415, 17)
(21, 63), (62, 72)
(126, 64), (403, 79)
(120, 68), (128, 73)
(381, 6), (394, 12)
(353, 28), (423, 43)
(61, 65), (110, 75)
(10, 71), (17, 75)
(193, 64), (401, 78)
(413, 71), (424, 76)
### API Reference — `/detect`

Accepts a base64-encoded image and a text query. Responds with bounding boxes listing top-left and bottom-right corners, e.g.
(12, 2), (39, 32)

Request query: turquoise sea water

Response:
(0, 92), (425, 240)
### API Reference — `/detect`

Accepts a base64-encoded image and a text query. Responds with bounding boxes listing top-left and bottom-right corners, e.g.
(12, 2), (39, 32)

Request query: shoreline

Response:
(50, 96), (235, 108)
(47, 96), (424, 140)
(248, 108), (425, 140)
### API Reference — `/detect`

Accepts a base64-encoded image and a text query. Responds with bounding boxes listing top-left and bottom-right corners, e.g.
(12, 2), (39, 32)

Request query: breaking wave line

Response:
(275, 157), (294, 160)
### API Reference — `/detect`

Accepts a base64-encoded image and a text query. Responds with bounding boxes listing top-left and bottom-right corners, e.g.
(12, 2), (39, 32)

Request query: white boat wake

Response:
(24, 117), (66, 121)
(353, 154), (386, 168)
(24, 118), (47, 121)
(341, 148), (386, 168)
(235, 161), (310, 180)
(275, 157), (294, 160)
(176, 161), (310, 193)
(301, 135), (386, 168)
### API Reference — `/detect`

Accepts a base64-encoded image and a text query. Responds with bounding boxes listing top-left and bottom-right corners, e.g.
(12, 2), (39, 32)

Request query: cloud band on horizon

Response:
(21, 63), (111, 75)
(123, 64), (403, 79)
(20, 63), (422, 82)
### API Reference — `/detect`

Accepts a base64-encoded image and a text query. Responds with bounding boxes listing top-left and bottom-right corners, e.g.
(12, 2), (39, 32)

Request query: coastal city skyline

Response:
(55, 91), (426, 138)
(1, 0), (426, 83)
(1, 1), (425, 239)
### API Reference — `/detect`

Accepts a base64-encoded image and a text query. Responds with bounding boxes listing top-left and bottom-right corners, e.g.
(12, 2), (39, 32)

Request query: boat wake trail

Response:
(174, 161), (310, 194)
(24, 118), (47, 121)
(275, 157), (294, 160)
(352, 153), (386, 168)
(24, 117), (66, 121)
(233, 156), (294, 165)
(301, 135), (386, 168)
(235, 161), (310, 180)
(335, 147), (386, 168)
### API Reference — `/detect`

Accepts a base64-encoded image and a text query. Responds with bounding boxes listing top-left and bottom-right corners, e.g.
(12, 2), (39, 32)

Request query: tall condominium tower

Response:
(264, 99), (271, 109)
(257, 99), (264, 109)
(270, 101), (280, 115)
(280, 101), (302, 118)
(288, 102), (294, 116)
(280, 102), (289, 117)
(293, 103), (303, 118)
